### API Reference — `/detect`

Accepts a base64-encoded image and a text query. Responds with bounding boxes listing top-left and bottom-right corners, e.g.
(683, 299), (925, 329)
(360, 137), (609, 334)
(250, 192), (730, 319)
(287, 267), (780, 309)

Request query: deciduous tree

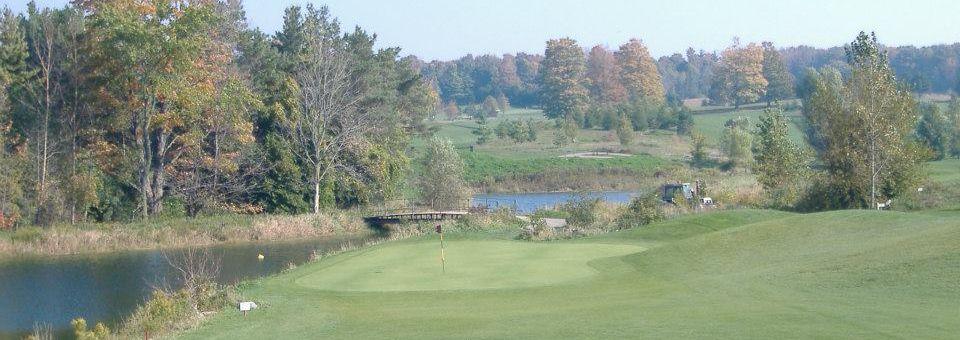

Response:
(616, 39), (664, 103)
(540, 38), (588, 124)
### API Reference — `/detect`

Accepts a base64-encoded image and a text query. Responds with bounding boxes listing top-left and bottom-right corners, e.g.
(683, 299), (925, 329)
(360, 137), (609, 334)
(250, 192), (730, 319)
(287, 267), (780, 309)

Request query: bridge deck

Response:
(364, 211), (469, 225)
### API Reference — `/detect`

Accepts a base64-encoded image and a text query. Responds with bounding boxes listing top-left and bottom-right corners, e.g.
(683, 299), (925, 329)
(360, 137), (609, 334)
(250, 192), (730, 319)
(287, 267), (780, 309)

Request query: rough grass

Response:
(180, 209), (960, 339)
(0, 212), (368, 257)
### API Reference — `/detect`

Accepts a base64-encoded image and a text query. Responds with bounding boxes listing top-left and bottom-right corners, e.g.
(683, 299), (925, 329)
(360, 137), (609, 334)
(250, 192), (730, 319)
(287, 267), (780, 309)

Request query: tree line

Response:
(0, 1), (436, 227)
(422, 40), (960, 110)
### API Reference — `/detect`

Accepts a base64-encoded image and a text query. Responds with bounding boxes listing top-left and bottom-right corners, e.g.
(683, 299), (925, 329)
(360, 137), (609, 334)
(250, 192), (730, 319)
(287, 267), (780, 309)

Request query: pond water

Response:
(0, 191), (639, 338)
(473, 191), (640, 214)
(0, 234), (381, 339)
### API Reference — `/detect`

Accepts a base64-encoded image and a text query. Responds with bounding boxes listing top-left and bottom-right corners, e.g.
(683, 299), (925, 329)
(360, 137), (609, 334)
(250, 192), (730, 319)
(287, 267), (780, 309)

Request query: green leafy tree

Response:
(676, 108), (694, 135)
(418, 137), (470, 210)
(524, 119), (538, 142)
(540, 38), (589, 124)
(472, 115), (493, 145)
(616, 114), (634, 146)
(719, 116), (752, 167)
(753, 108), (808, 208)
(761, 42), (794, 106)
(804, 32), (924, 209)
(916, 104), (950, 160)
(947, 100), (960, 159)
(690, 132), (707, 168)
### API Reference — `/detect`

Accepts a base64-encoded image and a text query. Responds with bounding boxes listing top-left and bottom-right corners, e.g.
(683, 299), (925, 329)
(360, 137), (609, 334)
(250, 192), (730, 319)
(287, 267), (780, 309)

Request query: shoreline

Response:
(0, 212), (372, 258)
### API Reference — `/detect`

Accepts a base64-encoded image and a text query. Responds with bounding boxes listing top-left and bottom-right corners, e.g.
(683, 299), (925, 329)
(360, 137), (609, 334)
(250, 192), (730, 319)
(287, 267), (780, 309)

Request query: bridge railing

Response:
(364, 199), (474, 217)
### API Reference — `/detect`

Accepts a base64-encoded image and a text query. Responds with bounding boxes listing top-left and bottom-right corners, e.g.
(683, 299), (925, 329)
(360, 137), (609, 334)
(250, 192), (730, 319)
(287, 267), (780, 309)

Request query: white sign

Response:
(239, 301), (258, 312)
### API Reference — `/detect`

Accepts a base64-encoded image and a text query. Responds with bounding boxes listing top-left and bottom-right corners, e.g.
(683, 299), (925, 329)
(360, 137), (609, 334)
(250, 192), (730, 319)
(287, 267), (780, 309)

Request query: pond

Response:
(473, 191), (641, 214)
(0, 233), (382, 339)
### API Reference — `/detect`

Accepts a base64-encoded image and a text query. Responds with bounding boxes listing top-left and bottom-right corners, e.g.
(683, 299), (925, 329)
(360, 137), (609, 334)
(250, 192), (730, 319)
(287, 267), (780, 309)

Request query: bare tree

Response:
(286, 31), (372, 213)
(163, 248), (222, 298)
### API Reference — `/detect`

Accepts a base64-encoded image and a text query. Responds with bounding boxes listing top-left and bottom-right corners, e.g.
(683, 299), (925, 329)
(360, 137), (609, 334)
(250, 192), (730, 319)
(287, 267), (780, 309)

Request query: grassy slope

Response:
(181, 209), (959, 339)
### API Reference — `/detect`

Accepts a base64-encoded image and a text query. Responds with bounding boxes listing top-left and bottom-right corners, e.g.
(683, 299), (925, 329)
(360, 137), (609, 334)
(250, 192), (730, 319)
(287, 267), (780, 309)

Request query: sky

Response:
(6, 0), (960, 61)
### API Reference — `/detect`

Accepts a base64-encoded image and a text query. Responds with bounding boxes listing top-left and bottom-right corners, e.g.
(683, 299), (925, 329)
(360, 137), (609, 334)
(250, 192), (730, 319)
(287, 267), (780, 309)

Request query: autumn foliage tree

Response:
(586, 45), (626, 104)
(616, 39), (664, 103)
(710, 40), (768, 107)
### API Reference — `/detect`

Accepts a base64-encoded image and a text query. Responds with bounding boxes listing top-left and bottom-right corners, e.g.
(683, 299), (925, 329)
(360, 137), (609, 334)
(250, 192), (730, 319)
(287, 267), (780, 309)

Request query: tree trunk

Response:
(313, 165), (321, 214)
(139, 126), (151, 220)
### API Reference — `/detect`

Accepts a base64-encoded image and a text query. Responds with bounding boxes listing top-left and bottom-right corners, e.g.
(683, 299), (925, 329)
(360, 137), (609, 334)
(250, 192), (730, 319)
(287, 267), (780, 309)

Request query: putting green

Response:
(297, 240), (644, 292)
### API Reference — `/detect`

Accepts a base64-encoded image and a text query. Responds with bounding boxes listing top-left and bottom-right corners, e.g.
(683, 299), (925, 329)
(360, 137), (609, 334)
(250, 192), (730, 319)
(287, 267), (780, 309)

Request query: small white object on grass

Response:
(239, 301), (258, 313)
(257, 253), (265, 261)
(918, 187), (924, 192)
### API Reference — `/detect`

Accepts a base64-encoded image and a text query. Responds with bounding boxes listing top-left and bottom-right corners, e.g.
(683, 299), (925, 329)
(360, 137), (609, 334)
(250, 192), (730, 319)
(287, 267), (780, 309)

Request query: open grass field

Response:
(181, 209), (960, 339)
(691, 108), (806, 144)
(929, 159), (960, 185)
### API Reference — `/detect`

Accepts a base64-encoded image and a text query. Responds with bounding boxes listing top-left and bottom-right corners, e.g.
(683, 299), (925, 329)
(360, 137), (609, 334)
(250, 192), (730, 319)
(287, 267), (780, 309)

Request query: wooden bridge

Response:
(364, 210), (469, 226)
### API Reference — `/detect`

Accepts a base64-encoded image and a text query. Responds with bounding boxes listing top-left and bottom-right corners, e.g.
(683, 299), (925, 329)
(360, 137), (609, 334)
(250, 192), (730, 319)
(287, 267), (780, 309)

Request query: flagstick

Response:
(440, 231), (446, 274)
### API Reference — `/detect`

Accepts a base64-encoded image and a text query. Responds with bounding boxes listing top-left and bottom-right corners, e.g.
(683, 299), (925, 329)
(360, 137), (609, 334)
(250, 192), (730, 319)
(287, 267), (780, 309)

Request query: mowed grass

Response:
(929, 159), (960, 185)
(692, 108), (806, 144)
(181, 209), (960, 339)
(299, 241), (642, 292)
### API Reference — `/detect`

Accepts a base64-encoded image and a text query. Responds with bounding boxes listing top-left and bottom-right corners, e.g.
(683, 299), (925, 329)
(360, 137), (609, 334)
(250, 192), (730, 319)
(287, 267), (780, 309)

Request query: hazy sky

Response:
(6, 0), (960, 60)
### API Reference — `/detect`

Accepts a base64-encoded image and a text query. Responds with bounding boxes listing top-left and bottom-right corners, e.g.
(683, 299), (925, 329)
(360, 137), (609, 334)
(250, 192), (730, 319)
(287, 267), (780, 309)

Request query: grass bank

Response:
(0, 212), (369, 257)
(180, 208), (960, 339)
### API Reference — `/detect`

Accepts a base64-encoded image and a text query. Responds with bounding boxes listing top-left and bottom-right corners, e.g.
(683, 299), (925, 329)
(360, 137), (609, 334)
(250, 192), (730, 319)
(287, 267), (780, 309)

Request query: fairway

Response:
(182, 209), (960, 339)
(298, 241), (644, 292)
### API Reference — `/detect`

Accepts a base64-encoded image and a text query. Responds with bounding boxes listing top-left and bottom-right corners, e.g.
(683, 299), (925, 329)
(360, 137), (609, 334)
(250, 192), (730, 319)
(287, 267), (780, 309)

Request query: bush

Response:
(518, 218), (554, 241)
(617, 194), (665, 230)
(561, 195), (602, 227)
(71, 318), (110, 340)
(10, 227), (44, 243)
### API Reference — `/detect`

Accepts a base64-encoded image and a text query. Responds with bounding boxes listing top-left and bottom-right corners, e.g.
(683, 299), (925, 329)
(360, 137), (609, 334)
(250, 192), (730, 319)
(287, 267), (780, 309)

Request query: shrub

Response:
(518, 218), (554, 241)
(10, 227), (44, 243)
(71, 318), (110, 340)
(561, 195), (602, 227)
(617, 194), (665, 229)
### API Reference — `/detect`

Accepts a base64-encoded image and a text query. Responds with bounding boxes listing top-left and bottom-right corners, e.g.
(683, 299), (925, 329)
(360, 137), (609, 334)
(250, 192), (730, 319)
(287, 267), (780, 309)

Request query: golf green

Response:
(298, 241), (645, 292)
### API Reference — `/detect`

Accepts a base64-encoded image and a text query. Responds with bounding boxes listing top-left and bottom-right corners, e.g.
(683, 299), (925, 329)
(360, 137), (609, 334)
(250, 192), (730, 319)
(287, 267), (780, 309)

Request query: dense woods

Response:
(0, 1), (435, 227)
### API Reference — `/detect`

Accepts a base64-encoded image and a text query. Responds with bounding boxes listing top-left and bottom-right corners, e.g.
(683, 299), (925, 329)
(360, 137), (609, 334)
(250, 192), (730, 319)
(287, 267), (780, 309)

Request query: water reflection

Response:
(0, 233), (380, 338)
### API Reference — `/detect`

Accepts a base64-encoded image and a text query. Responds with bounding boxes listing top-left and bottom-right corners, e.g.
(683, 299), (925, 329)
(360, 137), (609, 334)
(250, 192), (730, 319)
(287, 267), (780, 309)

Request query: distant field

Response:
(691, 108), (806, 144)
(929, 159), (960, 185)
(182, 209), (960, 339)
